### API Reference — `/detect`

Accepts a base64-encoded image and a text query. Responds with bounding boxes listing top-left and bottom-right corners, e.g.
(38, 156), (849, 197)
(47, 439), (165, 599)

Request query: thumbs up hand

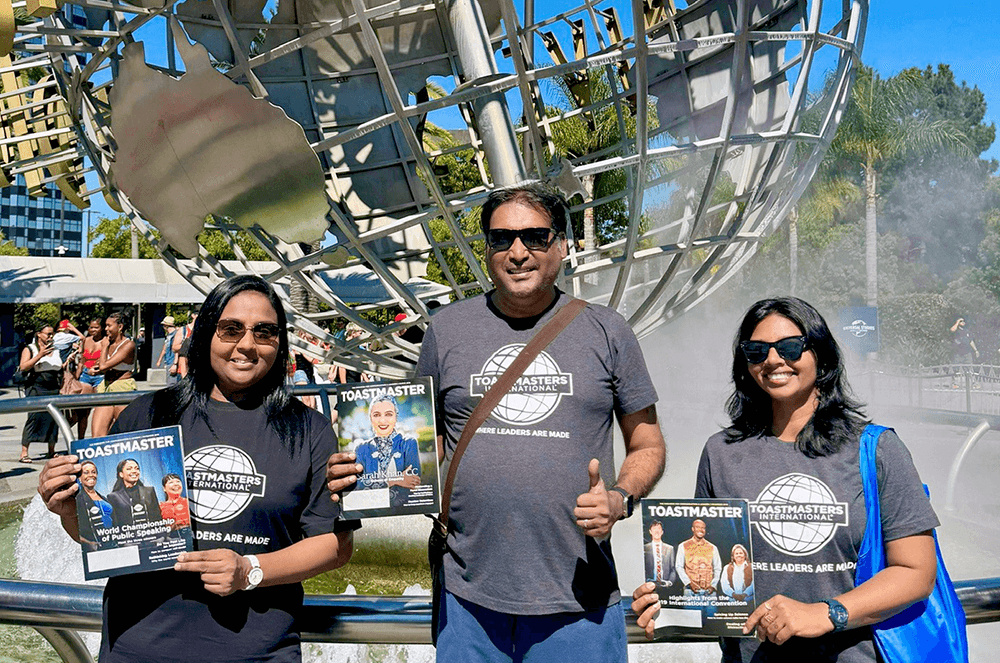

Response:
(574, 458), (618, 539)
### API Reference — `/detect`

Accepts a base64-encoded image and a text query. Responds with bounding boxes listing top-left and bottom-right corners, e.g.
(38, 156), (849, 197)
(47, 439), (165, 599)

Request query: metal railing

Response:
(4, 388), (1000, 661)
(866, 362), (1000, 417)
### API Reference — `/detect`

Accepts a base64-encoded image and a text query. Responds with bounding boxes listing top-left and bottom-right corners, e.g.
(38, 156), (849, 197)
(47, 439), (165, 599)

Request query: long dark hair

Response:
(724, 297), (867, 457)
(149, 275), (311, 454)
(111, 458), (146, 492)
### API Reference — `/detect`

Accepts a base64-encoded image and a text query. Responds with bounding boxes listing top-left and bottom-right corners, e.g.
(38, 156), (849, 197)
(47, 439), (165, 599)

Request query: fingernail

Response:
(355, 465), (363, 473)
(349, 475), (357, 483)
(349, 453), (356, 460)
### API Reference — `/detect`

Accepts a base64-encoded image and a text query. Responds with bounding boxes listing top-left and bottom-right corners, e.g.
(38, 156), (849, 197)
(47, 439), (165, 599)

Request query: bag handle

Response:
(432, 297), (588, 535)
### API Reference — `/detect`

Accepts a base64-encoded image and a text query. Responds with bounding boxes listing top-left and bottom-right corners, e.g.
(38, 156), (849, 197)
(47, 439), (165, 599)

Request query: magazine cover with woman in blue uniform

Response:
(336, 377), (440, 519)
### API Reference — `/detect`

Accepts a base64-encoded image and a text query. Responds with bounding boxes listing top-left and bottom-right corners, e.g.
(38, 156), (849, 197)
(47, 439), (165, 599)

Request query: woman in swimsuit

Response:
(91, 310), (137, 437)
(80, 317), (108, 390)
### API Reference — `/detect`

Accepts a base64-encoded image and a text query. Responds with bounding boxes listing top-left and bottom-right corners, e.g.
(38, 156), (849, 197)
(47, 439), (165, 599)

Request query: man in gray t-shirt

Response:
(416, 184), (665, 662)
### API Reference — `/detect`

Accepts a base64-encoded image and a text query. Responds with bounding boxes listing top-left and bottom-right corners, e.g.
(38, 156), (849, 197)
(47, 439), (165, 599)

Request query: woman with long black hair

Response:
(91, 309), (137, 437)
(38, 274), (357, 662)
(19, 323), (62, 462)
(632, 297), (941, 662)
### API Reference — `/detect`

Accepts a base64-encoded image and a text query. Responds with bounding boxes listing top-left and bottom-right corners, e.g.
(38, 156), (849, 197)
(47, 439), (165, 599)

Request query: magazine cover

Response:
(639, 498), (756, 637)
(71, 426), (193, 580)
(336, 377), (441, 519)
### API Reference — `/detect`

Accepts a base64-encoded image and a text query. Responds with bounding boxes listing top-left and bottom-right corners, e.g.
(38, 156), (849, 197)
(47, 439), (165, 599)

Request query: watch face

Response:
(248, 568), (264, 587)
(828, 601), (849, 629)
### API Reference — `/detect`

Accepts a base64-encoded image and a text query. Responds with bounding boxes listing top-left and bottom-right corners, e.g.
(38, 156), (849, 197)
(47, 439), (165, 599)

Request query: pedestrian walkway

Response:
(0, 383), (155, 505)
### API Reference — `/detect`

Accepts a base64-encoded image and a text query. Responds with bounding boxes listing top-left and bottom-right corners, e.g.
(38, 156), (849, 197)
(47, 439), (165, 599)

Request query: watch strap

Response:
(243, 554), (263, 591)
(609, 486), (633, 518)
(822, 598), (848, 631)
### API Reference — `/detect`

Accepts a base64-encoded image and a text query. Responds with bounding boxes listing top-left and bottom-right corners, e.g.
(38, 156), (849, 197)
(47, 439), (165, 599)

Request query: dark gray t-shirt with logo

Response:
(695, 428), (939, 662)
(417, 291), (658, 615)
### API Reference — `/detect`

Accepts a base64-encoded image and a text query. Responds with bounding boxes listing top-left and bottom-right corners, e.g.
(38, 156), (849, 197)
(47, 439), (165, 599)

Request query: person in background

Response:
(19, 324), (63, 462)
(37, 274), (357, 662)
(632, 297), (939, 662)
(52, 319), (85, 363)
(80, 318), (108, 391)
(91, 310), (137, 437)
(156, 316), (181, 385)
(176, 311), (198, 377)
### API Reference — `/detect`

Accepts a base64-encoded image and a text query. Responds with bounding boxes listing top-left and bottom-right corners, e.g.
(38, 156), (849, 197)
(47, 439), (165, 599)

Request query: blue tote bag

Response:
(855, 424), (968, 663)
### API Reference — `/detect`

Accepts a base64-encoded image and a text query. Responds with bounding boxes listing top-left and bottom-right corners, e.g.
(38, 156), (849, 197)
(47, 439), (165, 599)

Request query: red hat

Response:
(58, 319), (71, 330)
(394, 313), (408, 323)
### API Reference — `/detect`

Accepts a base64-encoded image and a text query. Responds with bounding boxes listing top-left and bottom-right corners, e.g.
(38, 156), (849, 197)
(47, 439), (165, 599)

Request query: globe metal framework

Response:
(0, 0), (866, 376)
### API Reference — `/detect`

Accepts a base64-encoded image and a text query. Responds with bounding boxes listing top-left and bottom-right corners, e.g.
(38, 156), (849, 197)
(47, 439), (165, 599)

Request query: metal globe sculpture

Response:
(0, 0), (866, 376)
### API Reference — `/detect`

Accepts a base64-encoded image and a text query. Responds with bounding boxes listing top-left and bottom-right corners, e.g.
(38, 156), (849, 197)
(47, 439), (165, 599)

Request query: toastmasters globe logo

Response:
(186, 446), (266, 524)
(470, 344), (573, 425)
(749, 473), (848, 556)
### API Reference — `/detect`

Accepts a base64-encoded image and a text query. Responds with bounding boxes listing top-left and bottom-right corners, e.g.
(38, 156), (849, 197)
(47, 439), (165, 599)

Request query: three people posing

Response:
(36, 184), (949, 663)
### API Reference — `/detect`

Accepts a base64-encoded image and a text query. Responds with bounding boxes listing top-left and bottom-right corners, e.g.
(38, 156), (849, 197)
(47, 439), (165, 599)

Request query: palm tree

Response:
(830, 65), (971, 307)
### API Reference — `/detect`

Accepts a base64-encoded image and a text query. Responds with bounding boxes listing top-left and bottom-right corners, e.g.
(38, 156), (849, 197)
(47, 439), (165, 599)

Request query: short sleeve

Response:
(694, 440), (714, 498)
(300, 416), (359, 538)
(605, 312), (658, 416)
(875, 430), (939, 542)
(415, 324), (444, 432)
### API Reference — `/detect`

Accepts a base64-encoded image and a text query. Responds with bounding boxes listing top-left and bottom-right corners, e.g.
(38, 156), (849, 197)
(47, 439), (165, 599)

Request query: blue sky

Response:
(864, 0), (1000, 165)
(82, 1), (1000, 226)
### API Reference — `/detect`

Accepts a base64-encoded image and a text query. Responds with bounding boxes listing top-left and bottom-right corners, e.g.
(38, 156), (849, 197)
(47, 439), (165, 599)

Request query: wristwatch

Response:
(609, 486), (634, 519)
(243, 554), (263, 591)
(822, 598), (849, 632)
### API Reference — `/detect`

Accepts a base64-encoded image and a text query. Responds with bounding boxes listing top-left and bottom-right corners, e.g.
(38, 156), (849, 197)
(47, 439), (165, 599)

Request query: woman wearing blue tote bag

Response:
(632, 297), (967, 661)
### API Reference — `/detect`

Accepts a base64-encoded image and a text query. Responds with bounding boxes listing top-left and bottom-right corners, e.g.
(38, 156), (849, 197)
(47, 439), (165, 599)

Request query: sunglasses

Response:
(215, 320), (282, 344)
(739, 336), (808, 364)
(486, 227), (560, 251)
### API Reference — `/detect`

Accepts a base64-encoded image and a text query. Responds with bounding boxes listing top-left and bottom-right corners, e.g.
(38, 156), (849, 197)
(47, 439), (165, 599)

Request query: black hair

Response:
(724, 297), (867, 457)
(107, 307), (133, 328)
(294, 353), (315, 384)
(648, 519), (662, 530)
(148, 275), (311, 455)
(479, 183), (569, 237)
(162, 473), (182, 487)
(111, 458), (145, 492)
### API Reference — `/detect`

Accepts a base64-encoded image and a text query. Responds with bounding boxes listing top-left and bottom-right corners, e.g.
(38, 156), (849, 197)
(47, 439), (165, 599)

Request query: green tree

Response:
(89, 215), (159, 258)
(90, 215), (270, 261)
(0, 230), (27, 255)
(829, 65), (972, 308)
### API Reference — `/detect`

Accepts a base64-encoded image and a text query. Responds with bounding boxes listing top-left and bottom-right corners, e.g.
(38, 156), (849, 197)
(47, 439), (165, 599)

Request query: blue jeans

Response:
(79, 371), (103, 389)
(435, 590), (627, 663)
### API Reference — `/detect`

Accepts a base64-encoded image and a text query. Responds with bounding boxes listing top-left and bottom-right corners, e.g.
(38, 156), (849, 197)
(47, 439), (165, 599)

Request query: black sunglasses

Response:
(739, 336), (808, 364)
(215, 320), (282, 344)
(486, 227), (561, 251)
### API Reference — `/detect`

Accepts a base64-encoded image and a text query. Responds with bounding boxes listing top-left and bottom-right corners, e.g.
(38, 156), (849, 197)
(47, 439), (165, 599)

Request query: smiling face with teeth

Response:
(747, 313), (819, 426)
(486, 201), (567, 318)
(209, 291), (280, 403)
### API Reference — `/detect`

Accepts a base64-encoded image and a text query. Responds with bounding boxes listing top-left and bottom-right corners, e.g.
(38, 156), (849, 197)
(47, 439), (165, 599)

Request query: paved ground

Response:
(0, 383), (155, 505)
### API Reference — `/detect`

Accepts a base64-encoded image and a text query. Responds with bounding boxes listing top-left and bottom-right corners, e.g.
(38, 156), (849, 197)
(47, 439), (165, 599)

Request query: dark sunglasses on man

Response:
(486, 227), (562, 252)
(739, 335), (808, 364)
(216, 320), (282, 344)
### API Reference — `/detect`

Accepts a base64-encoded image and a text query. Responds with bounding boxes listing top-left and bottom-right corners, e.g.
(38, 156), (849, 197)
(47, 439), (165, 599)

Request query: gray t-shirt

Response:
(417, 291), (658, 614)
(695, 428), (939, 662)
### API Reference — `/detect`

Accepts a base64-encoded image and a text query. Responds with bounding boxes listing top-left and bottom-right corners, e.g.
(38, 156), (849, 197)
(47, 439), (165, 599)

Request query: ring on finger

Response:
(764, 602), (772, 610)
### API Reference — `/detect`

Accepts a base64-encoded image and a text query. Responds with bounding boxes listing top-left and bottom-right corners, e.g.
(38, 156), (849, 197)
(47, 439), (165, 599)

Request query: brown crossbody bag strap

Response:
(432, 297), (588, 536)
